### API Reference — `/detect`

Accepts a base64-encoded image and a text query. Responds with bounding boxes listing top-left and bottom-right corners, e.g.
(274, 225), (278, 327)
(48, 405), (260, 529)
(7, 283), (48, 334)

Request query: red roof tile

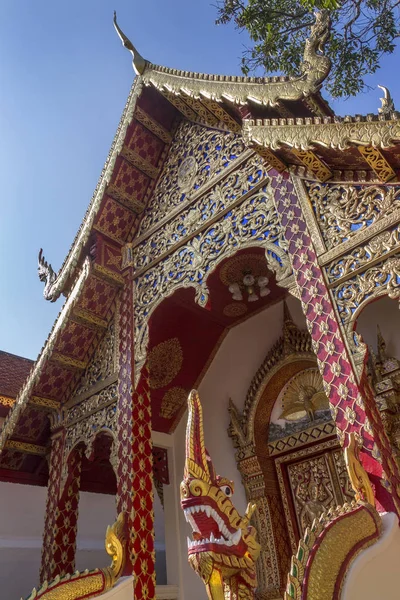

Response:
(0, 351), (34, 398)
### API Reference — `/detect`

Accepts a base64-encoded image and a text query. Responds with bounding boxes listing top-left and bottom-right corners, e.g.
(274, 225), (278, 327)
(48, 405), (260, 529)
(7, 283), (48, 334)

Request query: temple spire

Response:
(377, 325), (388, 363)
(113, 11), (147, 75)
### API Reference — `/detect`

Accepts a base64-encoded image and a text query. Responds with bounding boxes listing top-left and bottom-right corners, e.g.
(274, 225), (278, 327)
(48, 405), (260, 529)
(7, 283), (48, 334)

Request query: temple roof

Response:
(1, 9), (400, 474)
(0, 351), (33, 400)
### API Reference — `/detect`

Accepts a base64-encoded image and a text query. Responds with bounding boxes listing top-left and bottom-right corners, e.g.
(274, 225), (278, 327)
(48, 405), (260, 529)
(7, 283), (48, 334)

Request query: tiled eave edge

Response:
(0, 260), (91, 452)
(42, 77), (144, 302)
(242, 112), (400, 151)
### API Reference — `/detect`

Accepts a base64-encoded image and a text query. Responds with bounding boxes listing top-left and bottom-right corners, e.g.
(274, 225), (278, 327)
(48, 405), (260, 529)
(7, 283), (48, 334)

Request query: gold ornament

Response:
(147, 338), (183, 389)
(279, 368), (329, 422)
(223, 303), (248, 318)
(160, 387), (188, 419)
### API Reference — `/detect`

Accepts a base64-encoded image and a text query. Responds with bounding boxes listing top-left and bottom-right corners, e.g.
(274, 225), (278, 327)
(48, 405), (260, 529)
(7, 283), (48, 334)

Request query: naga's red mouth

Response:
(183, 504), (242, 552)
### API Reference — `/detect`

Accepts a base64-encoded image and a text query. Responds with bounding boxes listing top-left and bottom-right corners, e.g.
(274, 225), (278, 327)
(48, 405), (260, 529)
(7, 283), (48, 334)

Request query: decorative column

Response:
(40, 430), (83, 583)
(116, 263), (156, 600)
(270, 171), (400, 515)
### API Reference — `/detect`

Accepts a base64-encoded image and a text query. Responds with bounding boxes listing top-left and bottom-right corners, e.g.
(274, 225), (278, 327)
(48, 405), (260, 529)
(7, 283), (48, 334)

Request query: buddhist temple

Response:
(1, 9), (400, 600)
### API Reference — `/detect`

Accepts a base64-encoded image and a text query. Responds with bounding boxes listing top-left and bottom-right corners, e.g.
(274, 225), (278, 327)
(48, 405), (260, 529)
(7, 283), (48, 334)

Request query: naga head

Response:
(181, 390), (260, 596)
(38, 249), (56, 285)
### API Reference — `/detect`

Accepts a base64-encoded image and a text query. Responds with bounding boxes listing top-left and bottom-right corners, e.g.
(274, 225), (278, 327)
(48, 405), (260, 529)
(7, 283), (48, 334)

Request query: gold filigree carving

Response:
(199, 97), (241, 133)
(5, 440), (47, 456)
(324, 225), (400, 285)
(292, 149), (332, 182)
(219, 253), (270, 287)
(120, 146), (160, 179)
(73, 321), (117, 398)
(249, 144), (287, 172)
(284, 502), (381, 600)
(51, 353), (87, 371)
(134, 106), (173, 144)
(132, 154), (268, 273)
(137, 121), (246, 235)
(344, 432), (375, 505)
(160, 386), (188, 419)
(134, 188), (291, 384)
(333, 255), (400, 330)
(147, 338), (183, 389)
(357, 145), (396, 182)
(71, 308), (108, 331)
(307, 182), (400, 251)
(0, 395), (14, 408)
(223, 302), (248, 318)
(243, 114), (400, 152)
(106, 182), (146, 214)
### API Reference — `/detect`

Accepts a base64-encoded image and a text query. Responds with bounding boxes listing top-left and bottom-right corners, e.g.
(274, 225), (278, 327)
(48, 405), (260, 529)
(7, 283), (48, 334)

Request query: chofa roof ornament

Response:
(378, 85), (396, 116)
(113, 11), (147, 75)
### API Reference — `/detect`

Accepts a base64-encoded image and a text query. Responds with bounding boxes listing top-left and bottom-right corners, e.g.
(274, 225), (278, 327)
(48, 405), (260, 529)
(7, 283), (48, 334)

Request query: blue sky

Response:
(1, 1), (399, 360)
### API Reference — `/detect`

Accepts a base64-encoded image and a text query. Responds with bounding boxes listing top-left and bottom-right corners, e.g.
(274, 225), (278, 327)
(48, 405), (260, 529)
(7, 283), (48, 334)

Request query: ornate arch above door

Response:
(228, 302), (351, 599)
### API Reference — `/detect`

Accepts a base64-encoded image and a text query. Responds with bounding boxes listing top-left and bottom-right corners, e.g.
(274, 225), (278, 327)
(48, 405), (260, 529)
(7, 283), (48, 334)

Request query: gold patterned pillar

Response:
(116, 248), (156, 598)
(271, 172), (400, 515)
(40, 430), (83, 583)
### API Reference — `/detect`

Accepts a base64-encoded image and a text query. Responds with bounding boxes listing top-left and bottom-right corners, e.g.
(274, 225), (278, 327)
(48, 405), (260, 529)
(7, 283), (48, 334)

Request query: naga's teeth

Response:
(231, 529), (242, 545)
(187, 536), (192, 548)
(210, 532), (215, 543)
(205, 506), (211, 518)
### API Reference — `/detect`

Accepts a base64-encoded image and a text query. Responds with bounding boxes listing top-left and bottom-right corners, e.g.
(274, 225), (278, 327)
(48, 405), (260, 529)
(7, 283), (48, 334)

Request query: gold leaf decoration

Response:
(160, 386), (188, 419)
(147, 338), (183, 389)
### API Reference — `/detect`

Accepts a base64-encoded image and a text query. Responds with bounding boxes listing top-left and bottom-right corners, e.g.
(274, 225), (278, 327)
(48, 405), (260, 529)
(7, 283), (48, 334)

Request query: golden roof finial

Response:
(113, 11), (147, 75)
(378, 85), (395, 116)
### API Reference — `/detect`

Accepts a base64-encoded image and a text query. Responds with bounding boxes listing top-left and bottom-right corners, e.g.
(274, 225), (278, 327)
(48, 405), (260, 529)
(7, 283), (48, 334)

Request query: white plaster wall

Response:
(0, 482), (46, 600)
(0, 482), (167, 599)
(173, 297), (306, 600)
(357, 296), (400, 359)
(342, 512), (400, 599)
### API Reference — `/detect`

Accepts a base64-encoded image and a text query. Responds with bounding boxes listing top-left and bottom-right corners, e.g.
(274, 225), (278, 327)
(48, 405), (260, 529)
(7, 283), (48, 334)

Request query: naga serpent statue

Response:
(181, 390), (260, 600)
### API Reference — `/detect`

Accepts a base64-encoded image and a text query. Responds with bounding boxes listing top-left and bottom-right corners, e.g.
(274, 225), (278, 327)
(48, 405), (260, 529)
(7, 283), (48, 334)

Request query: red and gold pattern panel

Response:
(146, 249), (285, 433)
(0, 448), (25, 471)
(112, 159), (150, 204)
(136, 86), (178, 131)
(96, 235), (122, 275)
(53, 321), (96, 363)
(76, 275), (117, 319)
(11, 406), (49, 443)
(33, 362), (75, 399)
(271, 171), (400, 515)
(125, 120), (165, 166)
(147, 288), (225, 433)
(94, 196), (137, 245)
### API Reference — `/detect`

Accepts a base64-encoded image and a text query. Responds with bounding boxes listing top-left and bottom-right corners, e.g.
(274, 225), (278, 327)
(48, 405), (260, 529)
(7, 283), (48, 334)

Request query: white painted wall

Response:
(342, 512), (400, 599)
(172, 297), (306, 600)
(357, 295), (400, 359)
(0, 482), (167, 599)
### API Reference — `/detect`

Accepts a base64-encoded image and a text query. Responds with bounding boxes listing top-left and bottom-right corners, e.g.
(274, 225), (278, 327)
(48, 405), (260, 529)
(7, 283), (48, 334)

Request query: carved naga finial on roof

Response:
(38, 249), (57, 302)
(301, 10), (332, 86)
(113, 11), (147, 75)
(378, 85), (395, 116)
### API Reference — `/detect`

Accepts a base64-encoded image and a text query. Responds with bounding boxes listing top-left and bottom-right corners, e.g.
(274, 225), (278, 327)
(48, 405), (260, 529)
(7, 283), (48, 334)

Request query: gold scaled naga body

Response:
(181, 390), (260, 600)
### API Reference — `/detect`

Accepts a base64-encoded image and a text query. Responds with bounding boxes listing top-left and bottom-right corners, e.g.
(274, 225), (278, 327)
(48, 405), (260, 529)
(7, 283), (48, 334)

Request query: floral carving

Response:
(306, 182), (400, 251)
(73, 320), (117, 396)
(332, 256), (400, 329)
(133, 153), (268, 272)
(325, 225), (400, 284)
(137, 121), (245, 235)
(134, 186), (291, 383)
